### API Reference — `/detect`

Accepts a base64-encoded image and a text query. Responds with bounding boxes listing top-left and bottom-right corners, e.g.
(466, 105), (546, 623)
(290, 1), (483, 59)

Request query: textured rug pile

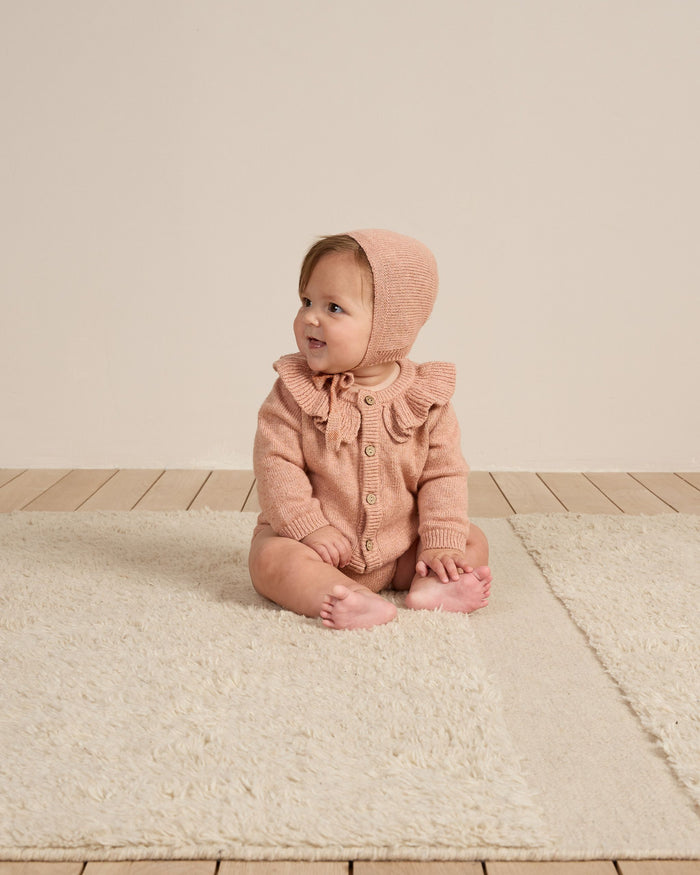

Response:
(510, 513), (700, 808)
(0, 511), (698, 861)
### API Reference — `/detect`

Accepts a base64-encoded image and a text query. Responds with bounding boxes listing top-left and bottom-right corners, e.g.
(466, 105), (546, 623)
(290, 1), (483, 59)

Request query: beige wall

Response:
(2, 0), (698, 471)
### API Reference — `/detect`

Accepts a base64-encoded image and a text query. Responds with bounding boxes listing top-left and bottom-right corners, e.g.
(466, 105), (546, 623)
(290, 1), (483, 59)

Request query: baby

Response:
(249, 229), (491, 630)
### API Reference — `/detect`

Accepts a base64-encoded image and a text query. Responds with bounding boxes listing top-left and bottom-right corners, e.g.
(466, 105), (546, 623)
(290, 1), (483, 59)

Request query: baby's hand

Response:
(302, 526), (353, 568)
(416, 549), (474, 584)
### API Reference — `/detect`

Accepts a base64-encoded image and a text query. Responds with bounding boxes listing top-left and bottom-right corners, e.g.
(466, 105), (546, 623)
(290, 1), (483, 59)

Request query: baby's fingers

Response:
(324, 528), (352, 567)
(417, 557), (451, 582)
(455, 561), (474, 575)
(441, 557), (464, 582)
(314, 544), (336, 566)
(424, 558), (451, 583)
(338, 538), (353, 567)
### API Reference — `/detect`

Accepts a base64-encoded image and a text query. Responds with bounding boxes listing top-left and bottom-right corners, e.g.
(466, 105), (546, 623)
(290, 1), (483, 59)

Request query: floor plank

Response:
(490, 473), (566, 514)
(469, 472), (514, 517)
(189, 469), (256, 511)
(618, 863), (700, 875)
(485, 864), (616, 875)
(677, 472), (700, 491)
(133, 470), (211, 511)
(629, 473), (700, 513)
(0, 469), (72, 512)
(22, 470), (116, 511)
(584, 473), (673, 515)
(83, 863), (215, 874)
(243, 481), (261, 513)
(220, 864), (348, 875)
(0, 468), (25, 489)
(356, 865), (481, 875)
(79, 470), (164, 511)
(538, 473), (622, 514)
(0, 865), (85, 875)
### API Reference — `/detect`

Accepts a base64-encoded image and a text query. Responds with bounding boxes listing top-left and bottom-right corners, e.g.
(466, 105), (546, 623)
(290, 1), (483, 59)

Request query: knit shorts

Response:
(340, 561), (399, 594)
(251, 523), (412, 594)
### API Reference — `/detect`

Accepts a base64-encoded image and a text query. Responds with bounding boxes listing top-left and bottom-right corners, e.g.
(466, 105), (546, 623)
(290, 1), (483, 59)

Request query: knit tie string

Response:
(311, 371), (359, 452)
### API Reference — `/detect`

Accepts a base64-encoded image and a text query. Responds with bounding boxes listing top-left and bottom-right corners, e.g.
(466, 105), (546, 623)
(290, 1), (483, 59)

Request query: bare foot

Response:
(405, 566), (492, 614)
(320, 584), (398, 630)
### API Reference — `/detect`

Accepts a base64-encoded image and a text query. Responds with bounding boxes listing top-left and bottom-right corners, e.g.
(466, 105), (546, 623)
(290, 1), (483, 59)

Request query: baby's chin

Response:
(309, 364), (346, 376)
(298, 353), (348, 376)
(301, 356), (331, 375)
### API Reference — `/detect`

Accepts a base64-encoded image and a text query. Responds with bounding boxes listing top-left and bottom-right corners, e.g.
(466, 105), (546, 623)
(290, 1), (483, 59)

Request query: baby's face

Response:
(294, 251), (373, 375)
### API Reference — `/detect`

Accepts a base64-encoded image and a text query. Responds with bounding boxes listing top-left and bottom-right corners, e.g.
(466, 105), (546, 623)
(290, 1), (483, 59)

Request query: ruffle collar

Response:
(273, 353), (456, 449)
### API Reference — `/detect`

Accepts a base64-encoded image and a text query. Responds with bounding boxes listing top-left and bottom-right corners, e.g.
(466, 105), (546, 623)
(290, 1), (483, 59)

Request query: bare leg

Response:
(405, 523), (492, 614)
(249, 527), (397, 629)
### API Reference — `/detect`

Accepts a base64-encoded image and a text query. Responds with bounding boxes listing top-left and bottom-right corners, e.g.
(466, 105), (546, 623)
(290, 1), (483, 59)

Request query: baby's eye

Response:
(328, 302), (344, 314)
(301, 297), (311, 308)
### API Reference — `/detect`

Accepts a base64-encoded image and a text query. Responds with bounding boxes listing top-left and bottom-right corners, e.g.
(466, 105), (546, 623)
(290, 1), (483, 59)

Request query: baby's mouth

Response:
(308, 337), (326, 349)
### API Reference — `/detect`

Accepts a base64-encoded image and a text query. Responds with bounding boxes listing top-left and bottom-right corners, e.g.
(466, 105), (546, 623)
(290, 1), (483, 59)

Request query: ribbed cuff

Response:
(279, 510), (330, 542)
(419, 527), (469, 552)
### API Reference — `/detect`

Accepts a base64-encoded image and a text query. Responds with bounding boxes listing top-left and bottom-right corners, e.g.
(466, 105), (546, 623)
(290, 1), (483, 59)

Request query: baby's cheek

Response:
(292, 316), (305, 344)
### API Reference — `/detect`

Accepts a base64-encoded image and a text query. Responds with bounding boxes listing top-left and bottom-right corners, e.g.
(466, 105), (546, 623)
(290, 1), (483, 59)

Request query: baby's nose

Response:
(303, 308), (320, 326)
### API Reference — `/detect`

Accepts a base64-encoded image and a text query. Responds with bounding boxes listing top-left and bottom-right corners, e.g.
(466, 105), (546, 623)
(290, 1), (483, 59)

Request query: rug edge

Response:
(2, 845), (699, 863)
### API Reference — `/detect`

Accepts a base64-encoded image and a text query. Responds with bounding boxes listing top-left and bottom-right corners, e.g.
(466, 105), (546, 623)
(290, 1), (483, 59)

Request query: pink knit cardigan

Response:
(253, 353), (470, 575)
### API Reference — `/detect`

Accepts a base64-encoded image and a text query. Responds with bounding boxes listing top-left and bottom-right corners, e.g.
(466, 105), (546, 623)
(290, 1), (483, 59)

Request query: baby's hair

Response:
(299, 235), (373, 297)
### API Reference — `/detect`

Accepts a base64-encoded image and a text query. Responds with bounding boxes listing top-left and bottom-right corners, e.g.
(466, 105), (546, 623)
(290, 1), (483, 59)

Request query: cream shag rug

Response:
(0, 511), (550, 862)
(1, 511), (698, 862)
(510, 513), (700, 808)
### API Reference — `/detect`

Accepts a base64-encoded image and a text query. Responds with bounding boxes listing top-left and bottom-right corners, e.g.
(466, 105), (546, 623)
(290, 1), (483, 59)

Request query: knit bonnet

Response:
(346, 229), (438, 367)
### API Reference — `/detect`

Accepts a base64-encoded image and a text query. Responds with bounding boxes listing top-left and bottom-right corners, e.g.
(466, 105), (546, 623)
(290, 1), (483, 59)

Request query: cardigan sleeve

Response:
(416, 401), (470, 552)
(253, 378), (331, 540)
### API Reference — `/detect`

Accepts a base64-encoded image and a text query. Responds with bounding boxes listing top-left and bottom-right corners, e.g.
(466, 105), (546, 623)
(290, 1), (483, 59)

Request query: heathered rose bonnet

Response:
(346, 229), (438, 367)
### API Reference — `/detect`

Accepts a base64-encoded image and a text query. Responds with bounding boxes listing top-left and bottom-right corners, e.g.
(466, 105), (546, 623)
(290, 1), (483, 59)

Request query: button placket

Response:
(359, 395), (381, 566)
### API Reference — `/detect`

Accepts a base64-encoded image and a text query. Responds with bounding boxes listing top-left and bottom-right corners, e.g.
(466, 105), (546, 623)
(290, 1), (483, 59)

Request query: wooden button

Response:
(364, 445), (376, 457)
(365, 539), (374, 551)
(364, 395), (375, 406)
(366, 493), (377, 505)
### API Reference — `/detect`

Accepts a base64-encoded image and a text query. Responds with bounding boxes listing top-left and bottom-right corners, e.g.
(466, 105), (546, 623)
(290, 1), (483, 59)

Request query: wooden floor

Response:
(2, 469), (699, 875)
(2, 469), (700, 516)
